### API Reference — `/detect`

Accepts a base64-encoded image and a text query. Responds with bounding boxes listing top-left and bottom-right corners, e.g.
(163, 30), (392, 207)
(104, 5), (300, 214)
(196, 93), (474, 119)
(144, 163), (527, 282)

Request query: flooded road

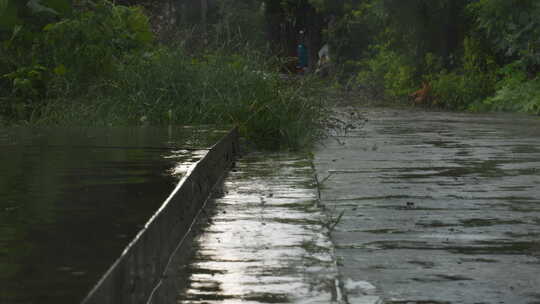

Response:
(314, 108), (540, 304)
(0, 126), (226, 304)
(175, 153), (342, 303)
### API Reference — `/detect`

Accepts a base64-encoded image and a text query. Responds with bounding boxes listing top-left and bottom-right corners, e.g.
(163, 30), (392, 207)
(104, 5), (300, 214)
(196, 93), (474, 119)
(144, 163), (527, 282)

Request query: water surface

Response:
(0, 126), (225, 304)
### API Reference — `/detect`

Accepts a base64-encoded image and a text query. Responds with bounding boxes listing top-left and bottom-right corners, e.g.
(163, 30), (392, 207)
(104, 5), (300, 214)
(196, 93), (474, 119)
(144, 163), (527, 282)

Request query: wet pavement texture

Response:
(314, 108), (540, 304)
(176, 153), (342, 304)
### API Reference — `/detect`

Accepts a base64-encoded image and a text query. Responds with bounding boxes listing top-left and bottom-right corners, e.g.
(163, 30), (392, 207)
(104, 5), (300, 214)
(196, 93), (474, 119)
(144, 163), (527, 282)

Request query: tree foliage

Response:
(0, 0), (72, 32)
(2, 0), (539, 127)
(1, 0), (153, 119)
(468, 0), (540, 66)
(0, 0), (326, 150)
(323, 0), (540, 114)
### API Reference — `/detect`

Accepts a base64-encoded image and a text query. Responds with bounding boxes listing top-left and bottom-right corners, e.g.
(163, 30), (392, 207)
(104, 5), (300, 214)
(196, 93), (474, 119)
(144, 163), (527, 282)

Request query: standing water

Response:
(0, 126), (226, 304)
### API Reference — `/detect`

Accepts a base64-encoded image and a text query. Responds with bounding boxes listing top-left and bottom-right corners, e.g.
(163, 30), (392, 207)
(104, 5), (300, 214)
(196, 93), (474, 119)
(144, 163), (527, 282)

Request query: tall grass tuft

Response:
(1, 0), (327, 150)
(33, 48), (327, 150)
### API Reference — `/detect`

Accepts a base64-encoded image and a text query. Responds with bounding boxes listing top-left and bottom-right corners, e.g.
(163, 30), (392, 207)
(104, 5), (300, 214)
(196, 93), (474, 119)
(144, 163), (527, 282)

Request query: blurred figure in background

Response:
(296, 30), (308, 74)
(316, 43), (330, 77)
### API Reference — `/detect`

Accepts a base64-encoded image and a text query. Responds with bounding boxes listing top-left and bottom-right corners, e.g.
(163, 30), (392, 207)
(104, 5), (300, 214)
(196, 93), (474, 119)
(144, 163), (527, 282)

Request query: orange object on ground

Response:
(409, 82), (431, 104)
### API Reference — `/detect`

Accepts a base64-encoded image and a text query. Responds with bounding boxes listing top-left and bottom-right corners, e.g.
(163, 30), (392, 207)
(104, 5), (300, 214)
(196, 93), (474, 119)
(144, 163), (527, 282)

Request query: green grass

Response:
(0, 0), (328, 150)
(7, 48), (327, 150)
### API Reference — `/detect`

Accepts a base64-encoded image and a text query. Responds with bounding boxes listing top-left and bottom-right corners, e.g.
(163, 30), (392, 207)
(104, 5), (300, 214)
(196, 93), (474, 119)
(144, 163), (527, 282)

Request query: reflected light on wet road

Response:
(176, 153), (343, 304)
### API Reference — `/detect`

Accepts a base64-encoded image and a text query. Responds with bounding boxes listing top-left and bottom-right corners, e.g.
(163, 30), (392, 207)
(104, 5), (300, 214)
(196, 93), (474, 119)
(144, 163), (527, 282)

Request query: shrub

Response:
(1, 0), (153, 119)
(1, 1), (327, 150)
(426, 37), (498, 110)
(481, 61), (540, 114)
(35, 48), (326, 150)
(356, 44), (416, 99)
(428, 71), (466, 109)
(41, 2), (152, 83)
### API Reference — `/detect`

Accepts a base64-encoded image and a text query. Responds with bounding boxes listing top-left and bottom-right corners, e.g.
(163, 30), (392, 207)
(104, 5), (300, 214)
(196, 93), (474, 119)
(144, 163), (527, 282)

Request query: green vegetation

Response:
(2, 0), (539, 149)
(315, 0), (540, 114)
(0, 0), (326, 150)
(257, 0), (540, 114)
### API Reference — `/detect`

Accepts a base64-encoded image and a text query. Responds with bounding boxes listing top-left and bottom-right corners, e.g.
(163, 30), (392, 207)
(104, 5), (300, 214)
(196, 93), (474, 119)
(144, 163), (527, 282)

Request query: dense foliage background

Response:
(0, 0), (539, 149)
(0, 0), (327, 150)
(322, 0), (540, 113)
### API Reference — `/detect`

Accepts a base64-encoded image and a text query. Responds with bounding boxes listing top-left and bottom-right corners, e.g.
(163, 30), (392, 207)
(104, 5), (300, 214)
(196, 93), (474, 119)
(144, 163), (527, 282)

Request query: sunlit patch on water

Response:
(166, 149), (209, 177)
(344, 279), (376, 292)
(342, 278), (381, 304)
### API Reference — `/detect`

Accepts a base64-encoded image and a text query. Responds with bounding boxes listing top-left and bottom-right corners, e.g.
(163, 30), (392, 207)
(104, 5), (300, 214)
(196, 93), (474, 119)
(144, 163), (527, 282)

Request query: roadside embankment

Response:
(82, 128), (239, 304)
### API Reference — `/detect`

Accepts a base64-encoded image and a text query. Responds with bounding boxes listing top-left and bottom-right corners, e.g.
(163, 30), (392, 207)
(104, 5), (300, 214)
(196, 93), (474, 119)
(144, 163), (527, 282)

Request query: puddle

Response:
(407, 260), (435, 268)
(344, 279), (376, 292)
(460, 218), (525, 227)
(387, 301), (451, 304)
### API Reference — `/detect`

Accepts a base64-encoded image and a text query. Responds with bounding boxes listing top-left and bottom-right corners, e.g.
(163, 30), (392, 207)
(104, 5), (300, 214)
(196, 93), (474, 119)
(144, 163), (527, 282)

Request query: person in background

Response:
(296, 30), (308, 74)
(316, 43), (330, 77)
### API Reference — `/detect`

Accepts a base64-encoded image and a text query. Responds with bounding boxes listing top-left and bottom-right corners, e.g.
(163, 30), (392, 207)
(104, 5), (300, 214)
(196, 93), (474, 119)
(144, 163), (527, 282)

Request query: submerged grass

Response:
(11, 48), (327, 150)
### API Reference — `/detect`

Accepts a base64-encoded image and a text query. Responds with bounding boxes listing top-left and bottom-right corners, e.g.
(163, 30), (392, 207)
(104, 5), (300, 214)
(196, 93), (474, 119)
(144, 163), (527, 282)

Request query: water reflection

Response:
(176, 153), (342, 304)
(0, 126), (223, 304)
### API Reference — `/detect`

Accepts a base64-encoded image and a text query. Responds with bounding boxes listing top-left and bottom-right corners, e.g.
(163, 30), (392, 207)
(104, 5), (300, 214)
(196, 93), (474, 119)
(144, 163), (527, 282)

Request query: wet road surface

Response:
(175, 153), (342, 303)
(314, 108), (540, 304)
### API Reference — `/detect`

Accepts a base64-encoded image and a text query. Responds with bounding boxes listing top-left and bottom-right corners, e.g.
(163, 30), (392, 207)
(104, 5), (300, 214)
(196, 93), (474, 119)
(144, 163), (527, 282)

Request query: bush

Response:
(34, 48), (326, 150)
(428, 71), (466, 108)
(41, 2), (152, 83)
(1, 0), (153, 118)
(1, 1), (327, 150)
(481, 61), (540, 114)
(356, 44), (416, 98)
(426, 37), (498, 110)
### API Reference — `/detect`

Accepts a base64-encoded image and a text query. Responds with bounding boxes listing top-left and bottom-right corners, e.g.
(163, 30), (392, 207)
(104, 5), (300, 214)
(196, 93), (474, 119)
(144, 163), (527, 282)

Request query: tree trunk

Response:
(306, 5), (323, 71)
(201, 0), (207, 30)
(263, 0), (325, 72)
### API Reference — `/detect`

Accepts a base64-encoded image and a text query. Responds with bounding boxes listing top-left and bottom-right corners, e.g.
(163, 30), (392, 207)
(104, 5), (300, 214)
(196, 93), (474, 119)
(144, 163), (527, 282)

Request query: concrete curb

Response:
(81, 128), (239, 304)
